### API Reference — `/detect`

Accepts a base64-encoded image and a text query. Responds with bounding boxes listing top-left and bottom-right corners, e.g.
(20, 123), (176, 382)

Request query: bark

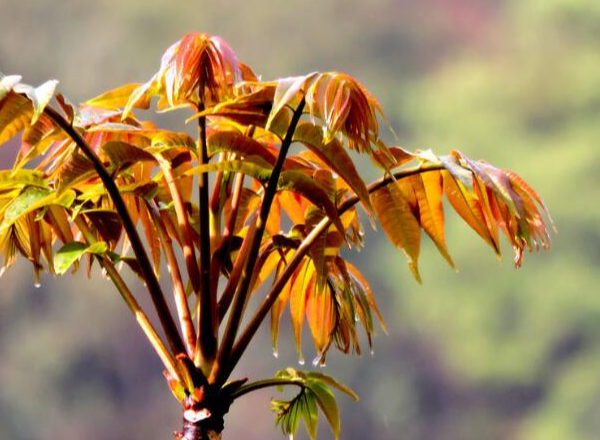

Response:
(174, 417), (223, 440)
(174, 393), (228, 440)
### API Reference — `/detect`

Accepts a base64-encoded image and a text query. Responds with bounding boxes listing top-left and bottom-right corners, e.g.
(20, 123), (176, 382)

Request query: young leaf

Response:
(13, 80), (58, 124)
(308, 381), (341, 438)
(292, 122), (372, 212)
(85, 83), (151, 110)
(266, 73), (317, 130)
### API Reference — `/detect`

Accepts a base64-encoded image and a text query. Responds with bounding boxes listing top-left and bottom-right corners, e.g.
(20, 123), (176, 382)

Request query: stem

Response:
(229, 378), (304, 400)
(104, 261), (183, 382)
(74, 216), (181, 381)
(217, 219), (256, 322)
(148, 201), (197, 358)
(210, 99), (306, 385)
(196, 107), (216, 366)
(45, 106), (186, 356)
(213, 127), (253, 321)
(215, 173), (245, 321)
(159, 156), (201, 295)
(222, 173), (245, 246)
(226, 163), (444, 377)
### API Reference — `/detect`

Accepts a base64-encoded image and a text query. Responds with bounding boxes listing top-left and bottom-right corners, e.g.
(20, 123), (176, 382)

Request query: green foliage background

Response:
(0, 1), (598, 439)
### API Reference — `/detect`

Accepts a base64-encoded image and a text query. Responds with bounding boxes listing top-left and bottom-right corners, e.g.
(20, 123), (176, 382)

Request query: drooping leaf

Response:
(0, 92), (33, 146)
(270, 257), (294, 356)
(308, 381), (341, 438)
(208, 131), (276, 165)
(372, 182), (422, 282)
(410, 171), (454, 268)
(345, 261), (387, 333)
(442, 170), (500, 255)
(306, 281), (335, 357)
(290, 260), (314, 363)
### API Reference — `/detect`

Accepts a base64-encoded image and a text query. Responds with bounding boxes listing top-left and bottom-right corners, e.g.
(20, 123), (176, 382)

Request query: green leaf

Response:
(309, 381), (341, 439)
(302, 391), (319, 439)
(1, 187), (75, 231)
(54, 241), (108, 275)
(269, 368), (356, 440)
(306, 372), (359, 402)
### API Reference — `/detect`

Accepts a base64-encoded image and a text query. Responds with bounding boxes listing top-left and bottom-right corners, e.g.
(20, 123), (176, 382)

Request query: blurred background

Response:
(0, 0), (598, 439)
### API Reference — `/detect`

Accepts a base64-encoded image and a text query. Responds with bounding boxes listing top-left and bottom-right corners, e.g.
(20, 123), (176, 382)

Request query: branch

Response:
(196, 106), (216, 367)
(210, 99), (306, 384)
(148, 201), (197, 358)
(44, 106), (186, 356)
(225, 163), (444, 378)
(214, 172), (245, 320)
(217, 218), (256, 322)
(74, 216), (182, 382)
(158, 155), (201, 295)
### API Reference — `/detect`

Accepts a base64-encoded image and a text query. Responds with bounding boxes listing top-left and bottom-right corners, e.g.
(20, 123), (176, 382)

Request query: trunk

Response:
(174, 398), (226, 440)
(174, 383), (229, 440)
(175, 418), (223, 440)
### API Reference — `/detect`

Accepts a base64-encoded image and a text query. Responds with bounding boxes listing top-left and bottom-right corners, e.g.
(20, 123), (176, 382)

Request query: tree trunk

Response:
(174, 405), (225, 440)
(175, 418), (223, 440)
(174, 385), (228, 440)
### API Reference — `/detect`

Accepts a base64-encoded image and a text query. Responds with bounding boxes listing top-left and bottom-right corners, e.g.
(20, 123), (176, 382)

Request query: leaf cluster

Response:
(0, 31), (553, 437)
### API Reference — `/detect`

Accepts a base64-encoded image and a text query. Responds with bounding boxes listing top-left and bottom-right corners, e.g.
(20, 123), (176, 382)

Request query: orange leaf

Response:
(372, 182), (421, 282)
